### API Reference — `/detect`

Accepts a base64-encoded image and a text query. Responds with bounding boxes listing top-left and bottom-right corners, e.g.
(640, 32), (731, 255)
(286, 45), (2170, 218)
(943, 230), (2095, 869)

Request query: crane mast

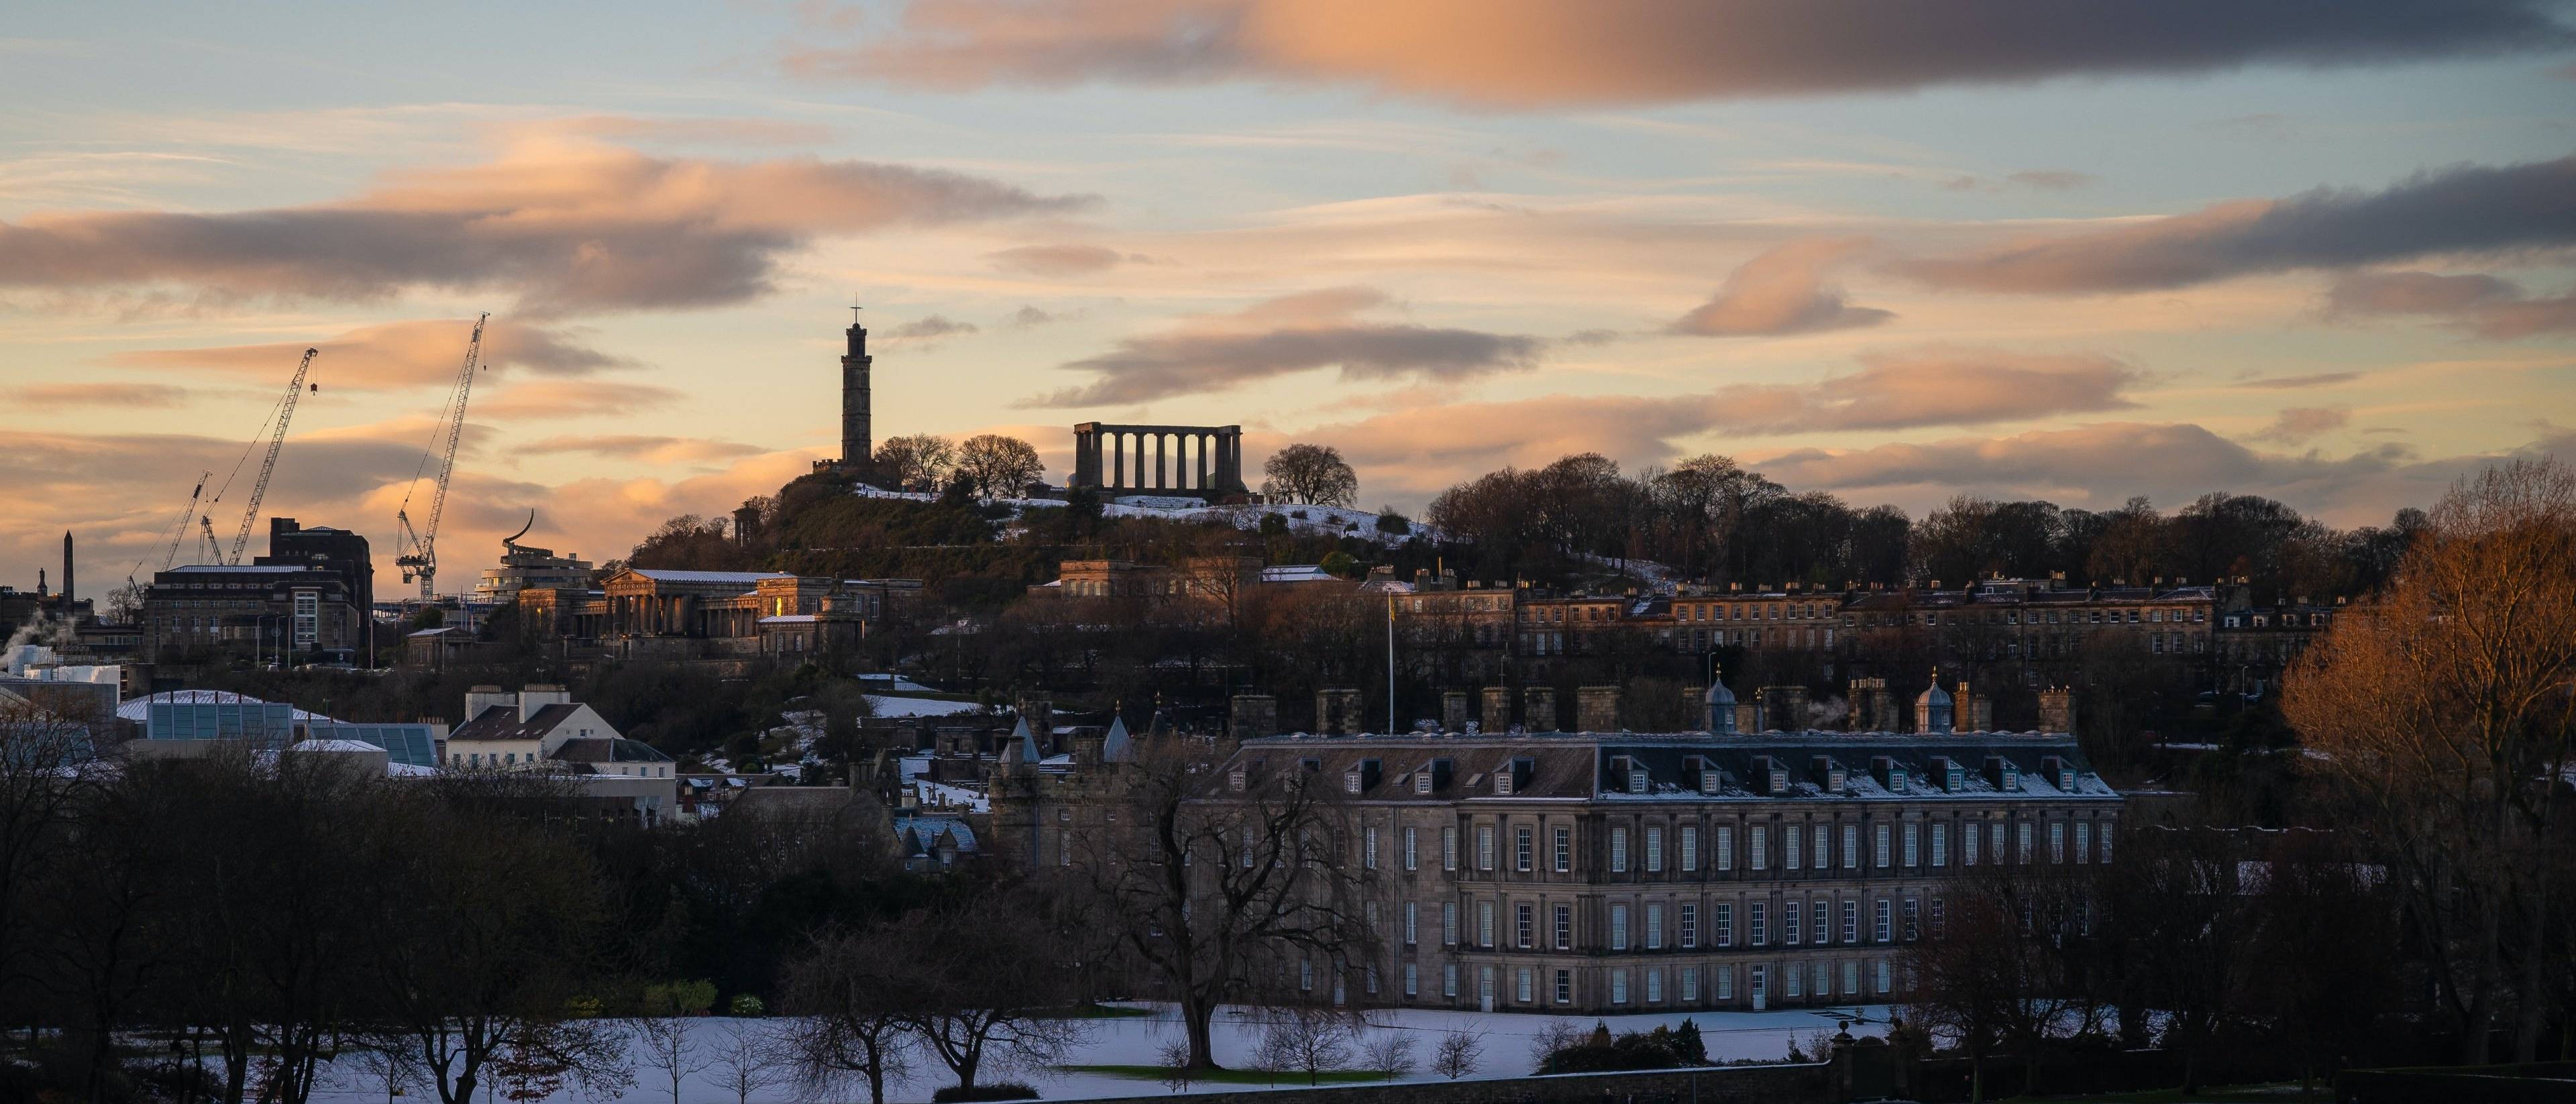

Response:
(223, 347), (319, 565)
(396, 313), (488, 602)
(151, 470), (212, 573)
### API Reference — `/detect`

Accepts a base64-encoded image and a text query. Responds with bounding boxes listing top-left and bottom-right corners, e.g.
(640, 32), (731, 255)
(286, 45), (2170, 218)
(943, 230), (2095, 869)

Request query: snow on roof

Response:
(118, 690), (325, 722)
(759, 614), (818, 624)
(290, 738), (384, 753)
(1263, 565), (1338, 584)
(867, 694), (989, 718)
(162, 564), (306, 574)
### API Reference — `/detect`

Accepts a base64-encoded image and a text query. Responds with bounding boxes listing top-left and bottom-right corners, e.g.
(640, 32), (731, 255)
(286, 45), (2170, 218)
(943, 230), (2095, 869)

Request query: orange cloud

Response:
(792, 0), (2571, 107)
(109, 318), (629, 391)
(472, 379), (687, 421)
(0, 136), (1093, 315)
(1670, 239), (1890, 337)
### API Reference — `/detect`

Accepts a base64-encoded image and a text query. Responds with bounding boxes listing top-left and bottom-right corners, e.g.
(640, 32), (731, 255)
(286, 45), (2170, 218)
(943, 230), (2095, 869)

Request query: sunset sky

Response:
(5, 1), (2574, 596)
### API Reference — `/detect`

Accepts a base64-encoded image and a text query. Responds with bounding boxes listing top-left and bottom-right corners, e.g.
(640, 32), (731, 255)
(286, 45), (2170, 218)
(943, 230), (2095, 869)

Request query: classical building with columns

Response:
(1071, 423), (1248, 498)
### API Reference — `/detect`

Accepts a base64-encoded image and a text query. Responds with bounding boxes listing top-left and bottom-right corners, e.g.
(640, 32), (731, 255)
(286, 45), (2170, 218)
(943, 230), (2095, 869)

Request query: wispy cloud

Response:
(1669, 238), (1892, 337)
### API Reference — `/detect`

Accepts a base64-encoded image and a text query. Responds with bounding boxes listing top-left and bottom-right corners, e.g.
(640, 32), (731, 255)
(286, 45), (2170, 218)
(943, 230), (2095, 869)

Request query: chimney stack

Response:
(1481, 686), (1512, 734)
(1576, 685), (1621, 732)
(2038, 686), (2076, 734)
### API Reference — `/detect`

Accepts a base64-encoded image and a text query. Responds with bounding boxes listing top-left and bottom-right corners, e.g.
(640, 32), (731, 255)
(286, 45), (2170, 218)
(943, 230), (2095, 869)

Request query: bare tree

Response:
(900, 891), (1088, 1095)
(2282, 457), (2576, 1063)
(0, 698), (101, 1034)
(1262, 443), (1359, 507)
(1062, 733), (1377, 1070)
(1432, 1030), (1483, 1079)
(1359, 1027), (1416, 1082)
(1527, 1017), (1583, 1075)
(1156, 1040), (1193, 1091)
(1254, 1007), (1355, 1086)
(954, 434), (1044, 499)
(630, 1014), (710, 1104)
(873, 433), (959, 492)
(777, 929), (914, 1104)
(709, 1022), (795, 1104)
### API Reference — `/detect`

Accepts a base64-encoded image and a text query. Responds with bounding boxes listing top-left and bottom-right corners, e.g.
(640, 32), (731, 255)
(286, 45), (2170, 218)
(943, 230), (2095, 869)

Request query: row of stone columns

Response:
(1071, 424), (1244, 494)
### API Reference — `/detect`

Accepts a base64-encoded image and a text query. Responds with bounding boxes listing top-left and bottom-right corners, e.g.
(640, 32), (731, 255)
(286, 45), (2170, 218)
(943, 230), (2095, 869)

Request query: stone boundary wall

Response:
(1076, 1061), (1834, 1104)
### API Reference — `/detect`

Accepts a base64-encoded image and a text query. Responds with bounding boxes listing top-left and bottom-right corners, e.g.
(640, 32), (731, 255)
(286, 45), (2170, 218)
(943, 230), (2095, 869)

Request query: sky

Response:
(4, 1), (2574, 598)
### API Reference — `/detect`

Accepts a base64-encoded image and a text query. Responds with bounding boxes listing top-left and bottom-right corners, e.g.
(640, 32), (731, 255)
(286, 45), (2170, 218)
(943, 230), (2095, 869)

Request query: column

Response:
(1153, 433), (1166, 490)
(1112, 432), (1125, 489)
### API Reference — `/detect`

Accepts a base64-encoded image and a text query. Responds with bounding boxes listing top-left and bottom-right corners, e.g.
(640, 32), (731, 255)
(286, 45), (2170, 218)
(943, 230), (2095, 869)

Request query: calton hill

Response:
(9, 449), (2573, 1104)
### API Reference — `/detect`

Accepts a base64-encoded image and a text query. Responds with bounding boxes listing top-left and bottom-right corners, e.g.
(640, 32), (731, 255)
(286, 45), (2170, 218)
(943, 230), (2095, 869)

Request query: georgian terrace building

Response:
(1010, 684), (2121, 1016)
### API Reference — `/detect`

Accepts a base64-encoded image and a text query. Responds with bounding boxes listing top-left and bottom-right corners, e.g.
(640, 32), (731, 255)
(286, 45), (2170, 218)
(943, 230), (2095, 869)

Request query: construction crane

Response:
(133, 469), (212, 580)
(213, 347), (320, 565)
(395, 313), (488, 602)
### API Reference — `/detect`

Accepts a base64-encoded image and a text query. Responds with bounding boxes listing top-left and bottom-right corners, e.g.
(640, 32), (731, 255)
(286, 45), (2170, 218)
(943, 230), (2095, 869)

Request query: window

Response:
(1366, 964), (1379, 995)
(1750, 965), (1766, 1004)
(1611, 969), (1629, 1005)
(1404, 902), (1418, 945)
(1931, 897), (1947, 939)
(1843, 824), (1860, 868)
(2018, 821), (2034, 864)
(1785, 900), (1803, 945)
(1611, 826), (1629, 872)
(1813, 961), (1829, 1001)
(2050, 821), (2065, 863)
(1680, 903), (1698, 948)
(1443, 826), (1458, 871)
(1750, 901), (1768, 946)
(1404, 962), (1417, 997)
(1813, 824), (1830, 870)
(1931, 823), (1949, 867)
(1785, 822), (1803, 870)
(1715, 902), (1734, 946)
(1876, 959), (1892, 995)
(1517, 903), (1534, 948)
(1841, 900), (1858, 943)
(1443, 963), (1458, 998)
(1813, 898), (1829, 944)
(2101, 824), (2115, 863)
(1404, 826), (1418, 871)
(1554, 903), (1572, 950)
(1479, 825), (1497, 871)
(1300, 958), (1314, 992)
(1679, 824), (1698, 871)
(1367, 901), (1379, 932)
(1903, 822), (1920, 867)
(1515, 826), (1534, 872)
(1645, 826), (1664, 873)
(1479, 901), (1495, 947)
(1364, 826), (1379, 869)
(1874, 823), (1891, 868)
(1903, 897), (1921, 941)
(1843, 960), (1860, 996)
(1716, 826), (1735, 871)
(1964, 820), (1981, 865)
(1991, 820), (2005, 864)
(1646, 903), (1664, 949)
(1646, 969), (1664, 1003)
(1443, 901), (1458, 945)
(1555, 969), (1572, 1003)
(1610, 903), (1630, 950)
(1750, 826), (1767, 871)
(1059, 830), (1071, 865)
(1717, 964), (1735, 1001)
(2076, 821), (2091, 864)
(1554, 826), (1572, 873)
(1786, 963), (1805, 998)
(1680, 966), (1699, 1003)
(1874, 898), (1892, 942)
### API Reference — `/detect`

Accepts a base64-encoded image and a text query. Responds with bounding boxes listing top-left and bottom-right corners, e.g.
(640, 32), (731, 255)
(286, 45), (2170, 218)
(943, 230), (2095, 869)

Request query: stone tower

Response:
(841, 311), (872, 466)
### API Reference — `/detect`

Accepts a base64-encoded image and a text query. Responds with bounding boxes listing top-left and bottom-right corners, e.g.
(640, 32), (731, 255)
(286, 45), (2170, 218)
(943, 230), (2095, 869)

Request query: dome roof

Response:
(1703, 681), (1737, 706)
(1917, 681), (1952, 706)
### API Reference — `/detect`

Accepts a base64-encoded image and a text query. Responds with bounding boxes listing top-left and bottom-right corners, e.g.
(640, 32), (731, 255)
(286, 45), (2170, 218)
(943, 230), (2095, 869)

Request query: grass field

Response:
(2031, 1084), (2326, 1103)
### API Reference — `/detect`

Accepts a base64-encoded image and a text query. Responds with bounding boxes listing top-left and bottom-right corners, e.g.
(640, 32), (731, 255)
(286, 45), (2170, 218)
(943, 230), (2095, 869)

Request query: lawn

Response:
(2029, 1084), (2328, 1103)
(1059, 1064), (1395, 1086)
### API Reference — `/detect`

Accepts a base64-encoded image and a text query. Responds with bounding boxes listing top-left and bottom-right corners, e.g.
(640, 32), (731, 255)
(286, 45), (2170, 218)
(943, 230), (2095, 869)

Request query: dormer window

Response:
(1889, 765), (1908, 791)
(1415, 771), (1433, 795)
(1698, 766), (1721, 794)
(1495, 770), (1513, 796)
(1628, 768), (1648, 795)
(1939, 759), (1964, 792)
(1345, 771), (1363, 794)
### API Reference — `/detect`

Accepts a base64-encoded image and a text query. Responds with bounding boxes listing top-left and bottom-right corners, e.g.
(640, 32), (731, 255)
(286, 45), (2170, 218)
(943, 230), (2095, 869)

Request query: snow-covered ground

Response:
(848, 482), (1430, 547)
(303, 1003), (1886, 1104)
(867, 694), (991, 719)
(900, 754), (991, 812)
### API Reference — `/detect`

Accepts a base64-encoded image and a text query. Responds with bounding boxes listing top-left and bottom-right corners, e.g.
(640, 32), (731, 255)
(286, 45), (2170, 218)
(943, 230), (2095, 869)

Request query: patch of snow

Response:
(866, 694), (989, 718)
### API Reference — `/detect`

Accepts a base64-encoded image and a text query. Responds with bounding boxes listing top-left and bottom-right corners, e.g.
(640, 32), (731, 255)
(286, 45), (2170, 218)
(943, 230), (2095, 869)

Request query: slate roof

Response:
(629, 569), (793, 585)
(447, 702), (582, 742)
(895, 815), (978, 854)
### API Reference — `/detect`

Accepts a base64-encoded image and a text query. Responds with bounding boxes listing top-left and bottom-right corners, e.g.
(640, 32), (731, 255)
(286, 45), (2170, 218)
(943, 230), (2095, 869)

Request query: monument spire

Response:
(841, 306), (872, 467)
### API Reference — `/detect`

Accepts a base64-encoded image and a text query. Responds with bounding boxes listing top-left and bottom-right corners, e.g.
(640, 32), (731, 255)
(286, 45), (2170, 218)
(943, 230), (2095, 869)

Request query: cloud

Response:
(883, 315), (981, 345)
(533, 115), (837, 147)
(0, 137), (1092, 315)
(15, 383), (199, 410)
(1896, 154), (2576, 293)
(1670, 238), (1892, 337)
(2247, 406), (2351, 444)
(985, 243), (1147, 276)
(2326, 270), (2576, 338)
(2007, 170), (2098, 192)
(1025, 286), (1545, 406)
(2239, 371), (2361, 390)
(472, 380), (688, 421)
(1739, 421), (2571, 527)
(1005, 305), (1060, 327)
(108, 318), (631, 390)
(515, 434), (767, 464)
(1709, 348), (2141, 432)
(789, 0), (2573, 107)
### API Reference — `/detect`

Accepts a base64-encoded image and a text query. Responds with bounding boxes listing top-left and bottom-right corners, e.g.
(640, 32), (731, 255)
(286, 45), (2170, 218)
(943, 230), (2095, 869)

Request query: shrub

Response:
(1540, 1028), (1682, 1074)
(727, 993), (765, 1016)
(931, 1083), (1039, 1101)
(1375, 509), (1411, 535)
